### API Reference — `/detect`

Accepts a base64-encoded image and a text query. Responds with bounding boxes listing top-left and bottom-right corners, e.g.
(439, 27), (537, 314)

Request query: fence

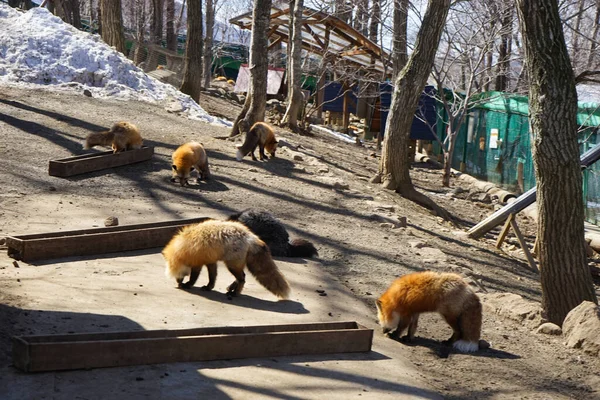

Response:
(432, 91), (600, 225)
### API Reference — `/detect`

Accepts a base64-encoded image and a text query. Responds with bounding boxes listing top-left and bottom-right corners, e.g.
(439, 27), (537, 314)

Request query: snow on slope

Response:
(0, 4), (230, 126)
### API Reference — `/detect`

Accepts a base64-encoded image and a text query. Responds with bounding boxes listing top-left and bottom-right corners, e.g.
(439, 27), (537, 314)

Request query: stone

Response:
(317, 167), (329, 174)
(104, 216), (119, 227)
(536, 322), (562, 335)
(468, 192), (492, 204)
(397, 216), (407, 228)
(380, 223), (394, 229)
(83, 89), (92, 97)
(563, 301), (600, 356)
(409, 240), (427, 249)
(293, 154), (304, 162)
(333, 181), (349, 190)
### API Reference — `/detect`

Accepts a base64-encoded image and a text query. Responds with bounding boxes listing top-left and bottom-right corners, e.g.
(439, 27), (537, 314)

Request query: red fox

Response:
(376, 271), (482, 353)
(235, 121), (278, 161)
(171, 142), (211, 186)
(162, 220), (290, 299)
(84, 121), (143, 153)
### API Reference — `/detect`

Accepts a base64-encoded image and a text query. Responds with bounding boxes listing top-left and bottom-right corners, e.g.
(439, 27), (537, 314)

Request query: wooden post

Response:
(495, 213), (538, 271)
(342, 83), (350, 134)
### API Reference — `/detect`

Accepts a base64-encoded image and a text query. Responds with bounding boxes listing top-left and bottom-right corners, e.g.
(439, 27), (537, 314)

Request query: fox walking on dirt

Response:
(162, 220), (290, 299)
(171, 142), (211, 186)
(376, 271), (482, 353)
(235, 121), (278, 161)
(84, 121), (143, 153)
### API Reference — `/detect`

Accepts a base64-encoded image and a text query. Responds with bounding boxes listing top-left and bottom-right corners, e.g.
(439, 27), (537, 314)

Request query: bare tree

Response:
(100, 0), (126, 53)
(180, 0), (204, 101)
(203, 0), (216, 88)
(282, 0), (304, 130)
(516, 0), (598, 325)
(166, 0), (177, 51)
(231, 0), (272, 136)
(374, 0), (451, 215)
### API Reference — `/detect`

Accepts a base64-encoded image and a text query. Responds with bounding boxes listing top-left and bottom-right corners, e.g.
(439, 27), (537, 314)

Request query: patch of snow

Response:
(0, 4), (231, 127)
(310, 124), (357, 144)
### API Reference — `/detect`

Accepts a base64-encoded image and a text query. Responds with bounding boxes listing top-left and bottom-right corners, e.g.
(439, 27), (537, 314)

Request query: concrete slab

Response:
(0, 249), (441, 399)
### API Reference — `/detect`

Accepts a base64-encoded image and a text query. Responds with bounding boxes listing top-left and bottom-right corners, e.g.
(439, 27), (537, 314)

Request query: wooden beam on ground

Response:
(468, 143), (600, 239)
(13, 321), (373, 372)
(5, 217), (211, 262)
(48, 147), (154, 177)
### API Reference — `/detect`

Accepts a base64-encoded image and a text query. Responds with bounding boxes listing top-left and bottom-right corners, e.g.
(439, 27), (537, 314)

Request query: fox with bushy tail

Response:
(84, 121), (143, 153)
(235, 121), (278, 161)
(228, 209), (318, 258)
(162, 220), (290, 299)
(376, 271), (482, 353)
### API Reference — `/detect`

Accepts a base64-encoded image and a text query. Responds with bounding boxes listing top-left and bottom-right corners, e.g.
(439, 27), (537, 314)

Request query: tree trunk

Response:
(495, 5), (512, 91)
(133, 0), (146, 66)
(587, 2), (600, 68)
(97, 0), (102, 35)
(203, 0), (215, 88)
(151, 0), (164, 44)
(516, 0), (598, 325)
(354, 0), (368, 36)
(378, 0), (450, 192)
(368, 0), (380, 43)
(282, 0), (303, 129)
(166, 0), (177, 51)
(392, 0), (408, 77)
(231, 0), (272, 136)
(100, 0), (125, 54)
(180, 0), (203, 102)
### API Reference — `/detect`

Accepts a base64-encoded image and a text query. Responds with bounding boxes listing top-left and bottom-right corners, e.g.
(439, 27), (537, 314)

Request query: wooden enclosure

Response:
(13, 321), (374, 372)
(5, 217), (210, 262)
(48, 147), (154, 177)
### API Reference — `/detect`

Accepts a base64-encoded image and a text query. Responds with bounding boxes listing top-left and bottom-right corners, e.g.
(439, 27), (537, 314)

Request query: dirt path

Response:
(0, 85), (599, 399)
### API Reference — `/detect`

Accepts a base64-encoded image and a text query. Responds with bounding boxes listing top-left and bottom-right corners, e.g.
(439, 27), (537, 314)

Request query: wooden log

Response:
(48, 147), (154, 177)
(6, 217), (210, 262)
(12, 321), (373, 372)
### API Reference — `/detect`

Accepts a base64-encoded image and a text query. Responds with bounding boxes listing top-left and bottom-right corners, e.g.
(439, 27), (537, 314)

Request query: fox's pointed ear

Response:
(172, 164), (177, 171)
(190, 167), (195, 171)
(274, 140), (278, 144)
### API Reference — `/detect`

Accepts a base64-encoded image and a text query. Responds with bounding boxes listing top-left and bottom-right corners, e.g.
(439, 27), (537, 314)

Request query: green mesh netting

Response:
(430, 92), (600, 224)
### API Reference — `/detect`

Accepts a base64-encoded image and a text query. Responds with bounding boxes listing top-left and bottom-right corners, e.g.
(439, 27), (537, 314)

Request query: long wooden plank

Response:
(6, 217), (210, 262)
(13, 322), (373, 372)
(48, 146), (154, 177)
(468, 142), (600, 239)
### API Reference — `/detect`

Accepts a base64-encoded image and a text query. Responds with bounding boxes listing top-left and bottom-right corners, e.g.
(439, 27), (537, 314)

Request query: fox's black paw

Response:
(200, 285), (213, 291)
(399, 335), (413, 343)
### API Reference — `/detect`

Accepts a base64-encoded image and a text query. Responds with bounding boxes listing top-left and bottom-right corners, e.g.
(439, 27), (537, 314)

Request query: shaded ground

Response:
(0, 85), (599, 399)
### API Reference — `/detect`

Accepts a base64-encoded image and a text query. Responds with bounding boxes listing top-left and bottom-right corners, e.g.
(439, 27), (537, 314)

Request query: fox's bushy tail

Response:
(453, 295), (482, 353)
(84, 131), (113, 149)
(246, 239), (290, 299)
(287, 239), (318, 258)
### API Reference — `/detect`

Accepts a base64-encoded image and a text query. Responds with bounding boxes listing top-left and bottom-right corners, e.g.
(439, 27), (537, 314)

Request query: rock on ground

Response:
(562, 301), (600, 356)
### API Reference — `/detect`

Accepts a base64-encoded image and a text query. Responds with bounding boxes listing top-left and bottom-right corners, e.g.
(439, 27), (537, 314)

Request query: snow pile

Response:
(0, 4), (230, 126)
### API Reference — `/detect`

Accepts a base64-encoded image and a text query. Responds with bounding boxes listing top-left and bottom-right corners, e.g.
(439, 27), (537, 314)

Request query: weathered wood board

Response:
(13, 321), (373, 372)
(5, 217), (210, 262)
(48, 146), (154, 177)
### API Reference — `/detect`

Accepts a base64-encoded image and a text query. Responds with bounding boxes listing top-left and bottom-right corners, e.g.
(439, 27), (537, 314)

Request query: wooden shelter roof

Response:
(229, 6), (391, 77)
